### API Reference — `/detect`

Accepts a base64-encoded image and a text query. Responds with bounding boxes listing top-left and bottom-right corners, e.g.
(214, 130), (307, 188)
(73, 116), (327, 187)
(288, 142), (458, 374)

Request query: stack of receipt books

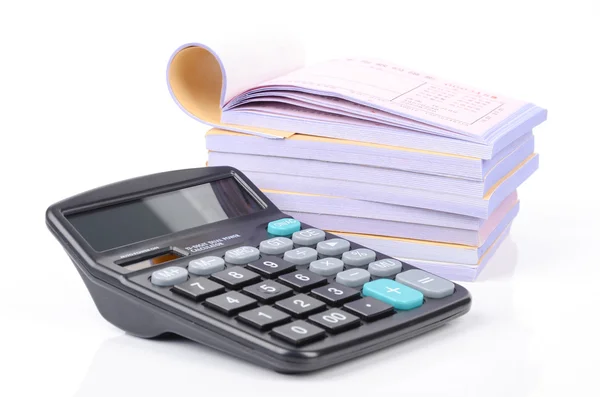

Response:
(166, 38), (546, 281)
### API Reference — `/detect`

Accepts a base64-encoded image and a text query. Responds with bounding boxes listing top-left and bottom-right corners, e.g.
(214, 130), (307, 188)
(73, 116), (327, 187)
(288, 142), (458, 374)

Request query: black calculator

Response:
(46, 166), (471, 373)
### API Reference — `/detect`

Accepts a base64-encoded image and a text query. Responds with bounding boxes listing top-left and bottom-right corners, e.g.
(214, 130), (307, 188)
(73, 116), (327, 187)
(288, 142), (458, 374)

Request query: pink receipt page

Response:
(259, 58), (528, 137)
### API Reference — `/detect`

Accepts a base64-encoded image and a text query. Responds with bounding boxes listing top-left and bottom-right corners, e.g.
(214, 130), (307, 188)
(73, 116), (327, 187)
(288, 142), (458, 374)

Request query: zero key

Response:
(271, 320), (326, 345)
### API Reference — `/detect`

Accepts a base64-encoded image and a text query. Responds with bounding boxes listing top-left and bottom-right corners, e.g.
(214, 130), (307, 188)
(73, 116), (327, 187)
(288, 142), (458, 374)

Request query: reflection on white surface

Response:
(72, 237), (537, 397)
(477, 236), (519, 281)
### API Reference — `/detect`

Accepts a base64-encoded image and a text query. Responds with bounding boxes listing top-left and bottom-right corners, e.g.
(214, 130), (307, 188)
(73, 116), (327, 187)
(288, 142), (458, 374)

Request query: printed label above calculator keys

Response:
(246, 256), (296, 278)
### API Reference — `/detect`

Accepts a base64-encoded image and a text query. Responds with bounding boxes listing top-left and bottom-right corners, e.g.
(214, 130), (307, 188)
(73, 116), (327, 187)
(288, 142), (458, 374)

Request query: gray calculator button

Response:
(188, 256), (225, 275)
(342, 248), (376, 267)
(292, 228), (326, 246)
(151, 266), (188, 287)
(224, 246), (260, 265)
(368, 259), (403, 278)
(309, 258), (344, 276)
(259, 237), (294, 255)
(316, 238), (351, 257)
(283, 247), (318, 266)
(336, 268), (371, 287)
(395, 269), (455, 298)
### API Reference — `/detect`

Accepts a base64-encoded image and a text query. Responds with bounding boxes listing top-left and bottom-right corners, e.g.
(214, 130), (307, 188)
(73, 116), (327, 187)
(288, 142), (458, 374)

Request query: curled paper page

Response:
(167, 34), (305, 139)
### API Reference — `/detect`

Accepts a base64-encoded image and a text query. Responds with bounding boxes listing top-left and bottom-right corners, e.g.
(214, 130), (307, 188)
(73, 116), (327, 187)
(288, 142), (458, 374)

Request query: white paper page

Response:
(232, 96), (455, 138)
(196, 32), (305, 105)
(233, 90), (445, 135)
(255, 58), (529, 137)
(232, 102), (398, 129)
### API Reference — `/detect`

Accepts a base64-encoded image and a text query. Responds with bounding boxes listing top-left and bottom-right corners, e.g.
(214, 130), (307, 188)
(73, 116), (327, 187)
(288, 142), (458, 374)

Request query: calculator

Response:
(46, 166), (471, 373)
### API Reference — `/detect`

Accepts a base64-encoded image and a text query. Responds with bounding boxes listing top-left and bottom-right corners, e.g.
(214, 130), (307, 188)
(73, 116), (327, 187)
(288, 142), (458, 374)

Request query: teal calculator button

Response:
(362, 279), (424, 310)
(267, 218), (301, 236)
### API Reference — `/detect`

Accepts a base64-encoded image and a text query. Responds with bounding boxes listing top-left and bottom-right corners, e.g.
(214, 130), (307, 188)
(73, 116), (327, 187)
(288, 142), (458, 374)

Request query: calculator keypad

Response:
(362, 279), (424, 310)
(342, 248), (376, 267)
(368, 259), (404, 278)
(275, 294), (326, 318)
(237, 306), (291, 330)
(172, 277), (225, 301)
(210, 267), (261, 289)
(151, 266), (188, 287)
(259, 237), (294, 255)
(316, 238), (351, 257)
(242, 280), (293, 303)
(344, 297), (394, 321)
(283, 247), (318, 266)
(308, 309), (360, 334)
(188, 256), (225, 276)
(278, 270), (327, 292)
(395, 269), (455, 298)
(246, 256), (295, 278)
(267, 218), (301, 236)
(205, 291), (257, 315)
(224, 246), (261, 265)
(336, 268), (371, 287)
(271, 320), (326, 345)
(291, 228), (326, 246)
(309, 257), (344, 276)
(310, 282), (361, 306)
(140, 218), (459, 349)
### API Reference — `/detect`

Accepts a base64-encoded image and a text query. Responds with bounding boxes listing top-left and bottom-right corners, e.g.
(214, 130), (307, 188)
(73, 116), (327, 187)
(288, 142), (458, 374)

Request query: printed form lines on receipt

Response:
(390, 82), (428, 102)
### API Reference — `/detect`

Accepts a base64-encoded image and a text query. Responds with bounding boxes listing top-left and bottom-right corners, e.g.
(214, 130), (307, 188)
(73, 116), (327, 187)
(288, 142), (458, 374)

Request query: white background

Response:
(1, 1), (599, 396)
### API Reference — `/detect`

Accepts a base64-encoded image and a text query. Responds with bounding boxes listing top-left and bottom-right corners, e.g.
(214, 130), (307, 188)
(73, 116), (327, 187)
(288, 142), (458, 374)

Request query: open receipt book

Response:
(167, 36), (546, 280)
(168, 39), (546, 158)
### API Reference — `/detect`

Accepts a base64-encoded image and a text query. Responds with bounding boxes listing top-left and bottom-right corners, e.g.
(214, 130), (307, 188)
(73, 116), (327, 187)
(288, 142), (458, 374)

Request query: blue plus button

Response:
(267, 218), (301, 236)
(362, 279), (424, 310)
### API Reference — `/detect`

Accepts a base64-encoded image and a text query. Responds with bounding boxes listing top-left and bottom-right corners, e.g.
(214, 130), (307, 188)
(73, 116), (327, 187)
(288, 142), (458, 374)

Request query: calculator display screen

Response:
(67, 177), (265, 251)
